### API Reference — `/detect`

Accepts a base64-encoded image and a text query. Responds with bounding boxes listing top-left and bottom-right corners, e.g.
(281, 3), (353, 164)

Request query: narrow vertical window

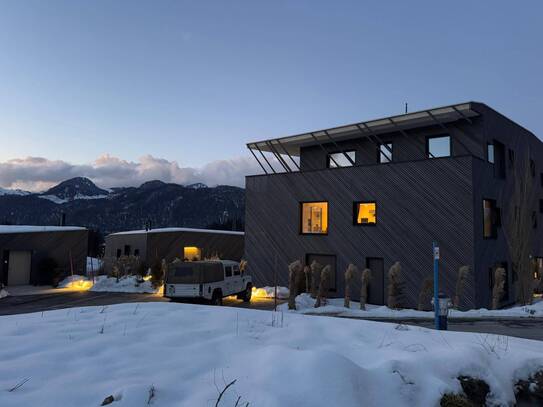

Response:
(530, 159), (536, 177)
(354, 202), (377, 225)
(487, 143), (495, 164)
(301, 202), (328, 234)
(378, 143), (392, 163)
(508, 149), (515, 168)
(483, 199), (499, 239)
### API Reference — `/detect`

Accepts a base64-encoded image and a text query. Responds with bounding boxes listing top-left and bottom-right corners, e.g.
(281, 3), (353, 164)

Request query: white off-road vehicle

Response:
(164, 260), (252, 305)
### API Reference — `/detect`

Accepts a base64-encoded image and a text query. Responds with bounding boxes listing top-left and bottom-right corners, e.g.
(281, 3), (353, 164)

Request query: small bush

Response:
(440, 393), (472, 407)
(150, 258), (164, 288)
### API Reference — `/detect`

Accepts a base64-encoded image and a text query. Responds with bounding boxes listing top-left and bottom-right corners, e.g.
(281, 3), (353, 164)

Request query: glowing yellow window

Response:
(354, 202), (376, 225)
(183, 246), (201, 261)
(301, 202), (328, 234)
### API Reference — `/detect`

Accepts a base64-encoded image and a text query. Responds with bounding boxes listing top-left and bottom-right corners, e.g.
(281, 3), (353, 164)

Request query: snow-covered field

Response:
(281, 293), (543, 319)
(0, 302), (542, 407)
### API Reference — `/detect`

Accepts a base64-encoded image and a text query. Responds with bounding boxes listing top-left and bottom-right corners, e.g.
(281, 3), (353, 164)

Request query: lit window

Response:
(379, 143), (392, 163)
(487, 143), (495, 164)
(301, 202), (328, 234)
(427, 136), (451, 158)
(354, 202), (376, 225)
(183, 246), (201, 261)
(483, 199), (500, 239)
(327, 151), (355, 168)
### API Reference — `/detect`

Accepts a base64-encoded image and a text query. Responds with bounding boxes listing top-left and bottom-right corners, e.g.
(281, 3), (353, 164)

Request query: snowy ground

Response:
(0, 302), (542, 407)
(90, 275), (158, 294)
(280, 293), (543, 320)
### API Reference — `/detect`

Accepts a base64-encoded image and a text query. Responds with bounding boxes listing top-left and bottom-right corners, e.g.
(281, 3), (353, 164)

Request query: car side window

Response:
(225, 266), (232, 278)
(233, 265), (240, 276)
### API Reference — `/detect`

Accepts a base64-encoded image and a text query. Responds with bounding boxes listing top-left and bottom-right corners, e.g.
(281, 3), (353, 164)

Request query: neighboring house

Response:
(244, 102), (543, 309)
(0, 225), (88, 286)
(104, 228), (245, 272)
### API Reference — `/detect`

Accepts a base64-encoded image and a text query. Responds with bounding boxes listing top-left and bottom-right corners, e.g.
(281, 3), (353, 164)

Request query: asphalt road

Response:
(1, 291), (542, 341)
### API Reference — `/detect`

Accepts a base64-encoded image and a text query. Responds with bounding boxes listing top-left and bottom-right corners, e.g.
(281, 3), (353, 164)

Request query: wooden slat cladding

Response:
(245, 156), (476, 309)
(0, 230), (88, 285)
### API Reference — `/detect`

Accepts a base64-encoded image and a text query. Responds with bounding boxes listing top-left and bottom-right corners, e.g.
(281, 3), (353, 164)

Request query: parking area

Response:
(0, 290), (282, 316)
(1, 290), (541, 341)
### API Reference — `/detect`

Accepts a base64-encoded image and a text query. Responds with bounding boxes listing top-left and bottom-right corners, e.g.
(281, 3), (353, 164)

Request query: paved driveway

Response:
(1, 291), (541, 341)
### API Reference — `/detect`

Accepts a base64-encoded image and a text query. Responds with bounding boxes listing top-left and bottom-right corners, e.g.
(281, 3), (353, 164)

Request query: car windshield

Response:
(166, 263), (223, 284)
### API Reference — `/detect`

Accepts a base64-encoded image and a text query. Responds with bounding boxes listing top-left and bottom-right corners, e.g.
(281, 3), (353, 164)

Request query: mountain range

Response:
(0, 177), (245, 235)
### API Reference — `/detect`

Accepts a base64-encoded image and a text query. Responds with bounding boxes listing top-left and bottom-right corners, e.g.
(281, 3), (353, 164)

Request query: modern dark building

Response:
(245, 102), (543, 309)
(0, 225), (88, 286)
(104, 227), (244, 272)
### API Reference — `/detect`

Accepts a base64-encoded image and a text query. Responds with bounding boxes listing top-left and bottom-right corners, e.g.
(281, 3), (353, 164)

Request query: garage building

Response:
(0, 226), (88, 286)
(104, 227), (244, 271)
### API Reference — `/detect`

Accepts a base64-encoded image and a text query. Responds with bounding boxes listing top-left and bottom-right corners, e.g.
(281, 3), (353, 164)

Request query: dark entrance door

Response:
(366, 257), (384, 305)
(306, 254), (336, 292)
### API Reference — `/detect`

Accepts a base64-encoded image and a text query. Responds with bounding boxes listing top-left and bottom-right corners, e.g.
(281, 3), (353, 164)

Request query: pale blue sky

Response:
(0, 1), (542, 189)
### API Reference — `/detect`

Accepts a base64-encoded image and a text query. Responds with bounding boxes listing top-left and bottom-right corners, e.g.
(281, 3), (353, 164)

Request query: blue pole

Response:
(433, 241), (439, 330)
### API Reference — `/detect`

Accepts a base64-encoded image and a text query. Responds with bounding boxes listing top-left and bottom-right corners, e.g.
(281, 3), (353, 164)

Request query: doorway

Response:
(366, 257), (385, 305)
(7, 251), (32, 285)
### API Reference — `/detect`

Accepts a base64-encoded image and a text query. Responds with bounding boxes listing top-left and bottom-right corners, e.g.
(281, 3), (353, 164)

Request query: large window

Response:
(327, 151), (355, 168)
(354, 202), (377, 225)
(378, 143), (392, 163)
(183, 246), (202, 261)
(427, 135), (451, 158)
(301, 202), (328, 234)
(483, 199), (500, 239)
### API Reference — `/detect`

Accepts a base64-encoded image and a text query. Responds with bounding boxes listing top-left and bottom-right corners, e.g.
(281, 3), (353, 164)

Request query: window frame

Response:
(377, 142), (393, 164)
(326, 150), (356, 168)
(224, 265), (233, 278)
(299, 201), (329, 236)
(487, 142), (495, 164)
(353, 201), (377, 226)
(426, 135), (452, 159)
(482, 198), (499, 239)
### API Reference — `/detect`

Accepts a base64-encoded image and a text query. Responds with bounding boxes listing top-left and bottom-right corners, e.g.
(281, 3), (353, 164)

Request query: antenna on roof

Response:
(405, 102), (408, 114)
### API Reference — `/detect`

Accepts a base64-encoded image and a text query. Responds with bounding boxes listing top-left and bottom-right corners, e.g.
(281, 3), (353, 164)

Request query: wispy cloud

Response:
(0, 154), (267, 192)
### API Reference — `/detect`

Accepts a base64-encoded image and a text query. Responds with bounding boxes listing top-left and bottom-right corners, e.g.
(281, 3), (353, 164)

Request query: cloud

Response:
(0, 154), (270, 192)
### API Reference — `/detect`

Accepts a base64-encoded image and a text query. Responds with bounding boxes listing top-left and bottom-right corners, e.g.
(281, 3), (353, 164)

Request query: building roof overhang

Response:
(247, 102), (480, 157)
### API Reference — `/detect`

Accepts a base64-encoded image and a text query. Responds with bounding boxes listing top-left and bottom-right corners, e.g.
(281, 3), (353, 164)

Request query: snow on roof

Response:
(109, 227), (244, 237)
(0, 225), (87, 234)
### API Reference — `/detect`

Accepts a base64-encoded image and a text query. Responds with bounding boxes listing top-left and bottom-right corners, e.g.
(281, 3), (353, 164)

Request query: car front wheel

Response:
(211, 290), (223, 306)
(241, 285), (252, 303)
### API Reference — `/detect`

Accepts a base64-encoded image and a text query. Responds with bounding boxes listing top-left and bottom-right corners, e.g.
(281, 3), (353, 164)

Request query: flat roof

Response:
(247, 102), (480, 156)
(109, 227), (244, 237)
(0, 225), (87, 234)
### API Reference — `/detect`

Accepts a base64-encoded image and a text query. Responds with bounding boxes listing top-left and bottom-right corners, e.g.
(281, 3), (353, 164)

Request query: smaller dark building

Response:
(0, 226), (88, 286)
(104, 227), (244, 271)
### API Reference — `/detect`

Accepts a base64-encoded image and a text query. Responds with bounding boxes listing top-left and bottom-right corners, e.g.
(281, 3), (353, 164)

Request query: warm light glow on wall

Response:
(356, 202), (376, 224)
(183, 246), (202, 261)
(301, 202), (328, 234)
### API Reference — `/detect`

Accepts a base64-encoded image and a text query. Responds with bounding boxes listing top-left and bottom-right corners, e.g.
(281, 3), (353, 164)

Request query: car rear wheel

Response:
(211, 290), (223, 306)
(241, 284), (252, 303)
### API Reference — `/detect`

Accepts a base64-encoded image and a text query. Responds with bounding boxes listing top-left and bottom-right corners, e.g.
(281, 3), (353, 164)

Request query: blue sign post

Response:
(433, 242), (440, 330)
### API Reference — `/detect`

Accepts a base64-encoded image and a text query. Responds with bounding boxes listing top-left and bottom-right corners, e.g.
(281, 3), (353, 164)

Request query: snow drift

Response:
(0, 302), (541, 406)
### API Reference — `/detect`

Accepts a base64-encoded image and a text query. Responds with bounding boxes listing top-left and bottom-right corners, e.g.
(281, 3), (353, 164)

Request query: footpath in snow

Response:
(279, 293), (543, 320)
(0, 302), (542, 407)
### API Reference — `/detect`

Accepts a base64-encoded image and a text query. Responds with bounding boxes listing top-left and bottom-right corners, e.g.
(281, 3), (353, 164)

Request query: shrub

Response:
(37, 257), (59, 286)
(310, 260), (323, 299)
(288, 260), (302, 310)
(492, 266), (506, 309)
(150, 258), (164, 288)
(454, 266), (470, 309)
(417, 277), (433, 311)
(387, 262), (404, 309)
(314, 265), (331, 308)
(360, 268), (372, 310)
(344, 264), (357, 308)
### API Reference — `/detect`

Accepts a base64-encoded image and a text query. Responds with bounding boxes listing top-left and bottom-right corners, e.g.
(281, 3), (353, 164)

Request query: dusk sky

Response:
(0, 1), (542, 191)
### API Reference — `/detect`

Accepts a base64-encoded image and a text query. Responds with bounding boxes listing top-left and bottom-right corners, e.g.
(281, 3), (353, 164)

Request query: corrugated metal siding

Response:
(245, 156), (476, 309)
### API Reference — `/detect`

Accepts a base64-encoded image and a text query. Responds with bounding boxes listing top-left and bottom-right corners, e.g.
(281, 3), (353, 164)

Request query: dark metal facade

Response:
(244, 102), (543, 309)
(0, 229), (88, 285)
(104, 229), (245, 271)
